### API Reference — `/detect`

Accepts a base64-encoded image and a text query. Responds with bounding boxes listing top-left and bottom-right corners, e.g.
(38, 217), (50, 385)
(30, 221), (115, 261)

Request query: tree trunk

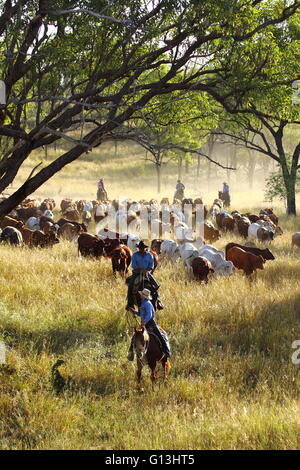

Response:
(185, 159), (189, 174)
(197, 155), (200, 178)
(283, 172), (297, 216)
(178, 156), (182, 180)
(248, 150), (256, 189)
(207, 135), (215, 192)
(207, 161), (211, 192)
(156, 164), (161, 194)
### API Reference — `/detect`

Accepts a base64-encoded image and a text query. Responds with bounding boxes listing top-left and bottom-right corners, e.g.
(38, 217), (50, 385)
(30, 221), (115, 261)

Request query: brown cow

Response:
(204, 221), (220, 243)
(236, 216), (251, 239)
(151, 239), (163, 255)
(193, 198), (208, 219)
(192, 256), (215, 283)
(243, 213), (260, 223)
(0, 216), (24, 231)
(149, 249), (158, 271)
(58, 223), (83, 241)
(40, 198), (55, 212)
(104, 238), (123, 257)
(292, 233), (300, 248)
(31, 230), (59, 248)
(216, 213), (235, 232)
(16, 206), (41, 222)
(63, 208), (80, 222)
(43, 221), (57, 234)
(76, 200), (86, 213)
(56, 218), (87, 232)
(60, 199), (74, 213)
(225, 242), (275, 261)
(227, 246), (265, 276)
(260, 208), (278, 225)
(77, 233), (106, 258)
(20, 226), (35, 246)
(257, 227), (274, 242)
(160, 198), (170, 205)
(39, 215), (55, 231)
(111, 245), (132, 276)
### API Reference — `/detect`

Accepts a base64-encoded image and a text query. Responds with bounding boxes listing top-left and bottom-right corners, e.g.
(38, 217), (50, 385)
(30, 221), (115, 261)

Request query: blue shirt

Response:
(223, 184), (229, 193)
(135, 299), (155, 324)
(132, 251), (154, 272)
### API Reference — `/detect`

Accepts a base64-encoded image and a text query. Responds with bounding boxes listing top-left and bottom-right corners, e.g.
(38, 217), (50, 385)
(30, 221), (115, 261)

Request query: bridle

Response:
(134, 328), (150, 363)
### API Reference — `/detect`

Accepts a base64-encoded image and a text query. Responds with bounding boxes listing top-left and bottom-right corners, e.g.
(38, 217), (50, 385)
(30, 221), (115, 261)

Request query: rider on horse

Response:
(97, 178), (108, 201)
(127, 288), (171, 361)
(220, 182), (230, 207)
(174, 179), (185, 201)
(125, 241), (161, 310)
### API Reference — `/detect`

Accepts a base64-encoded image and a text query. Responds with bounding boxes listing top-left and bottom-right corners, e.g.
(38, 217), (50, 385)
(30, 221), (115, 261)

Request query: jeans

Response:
(126, 272), (160, 308)
(128, 318), (171, 357)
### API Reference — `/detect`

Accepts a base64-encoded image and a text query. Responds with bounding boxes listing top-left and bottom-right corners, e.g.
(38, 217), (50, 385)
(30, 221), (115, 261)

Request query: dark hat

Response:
(137, 240), (148, 250)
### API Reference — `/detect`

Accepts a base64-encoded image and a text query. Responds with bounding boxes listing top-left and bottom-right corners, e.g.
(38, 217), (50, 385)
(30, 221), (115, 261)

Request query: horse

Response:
(133, 326), (171, 389)
(127, 272), (163, 311)
(97, 187), (108, 202)
(218, 190), (230, 208)
(174, 188), (184, 202)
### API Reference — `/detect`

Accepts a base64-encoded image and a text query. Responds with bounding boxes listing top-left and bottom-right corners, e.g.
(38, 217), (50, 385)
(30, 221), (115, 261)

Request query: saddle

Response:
(132, 273), (143, 295)
(147, 325), (170, 354)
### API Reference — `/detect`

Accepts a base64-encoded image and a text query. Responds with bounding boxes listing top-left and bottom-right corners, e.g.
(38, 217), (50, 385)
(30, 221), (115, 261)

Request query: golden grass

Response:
(1, 149), (300, 449)
(0, 221), (300, 449)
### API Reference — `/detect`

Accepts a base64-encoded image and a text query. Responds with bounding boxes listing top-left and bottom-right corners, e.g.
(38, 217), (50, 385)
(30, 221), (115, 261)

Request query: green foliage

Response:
(265, 167), (300, 203)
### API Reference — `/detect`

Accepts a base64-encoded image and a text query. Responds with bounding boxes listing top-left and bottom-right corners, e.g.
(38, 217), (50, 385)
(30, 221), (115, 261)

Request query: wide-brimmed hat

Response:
(138, 288), (152, 300)
(223, 182), (227, 184)
(136, 240), (148, 250)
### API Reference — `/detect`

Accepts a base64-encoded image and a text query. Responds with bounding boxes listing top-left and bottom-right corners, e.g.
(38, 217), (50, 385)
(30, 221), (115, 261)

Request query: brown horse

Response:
(133, 326), (171, 390)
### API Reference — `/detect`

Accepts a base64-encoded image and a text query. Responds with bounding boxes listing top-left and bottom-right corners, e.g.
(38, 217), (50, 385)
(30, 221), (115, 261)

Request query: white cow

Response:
(198, 246), (234, 276)
(198, 244), (225, 259)
(193, 237), (205, 250)
(127, 234), (141, 253)
(248, 223), (261, 239)
(95, 203), (106, 217)
(83, 201), (93, 212)
(179, 242), (200, 270)
(174, 222), (193, 242)
(160, 240), (181, 262)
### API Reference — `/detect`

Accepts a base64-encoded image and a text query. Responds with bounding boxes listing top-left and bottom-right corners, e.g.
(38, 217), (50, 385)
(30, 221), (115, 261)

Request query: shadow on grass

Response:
(1, 316), (124, 355)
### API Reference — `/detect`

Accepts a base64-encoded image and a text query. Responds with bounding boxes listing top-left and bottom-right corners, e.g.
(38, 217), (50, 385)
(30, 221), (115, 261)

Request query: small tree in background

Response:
(265, 164), (300, 210)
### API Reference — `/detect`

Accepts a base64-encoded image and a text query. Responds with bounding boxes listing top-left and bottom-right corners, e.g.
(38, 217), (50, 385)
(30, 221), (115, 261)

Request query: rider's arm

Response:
(131, 253), (140, 272)
(145, 252), (154, 271)
(140, 302), (152, 324)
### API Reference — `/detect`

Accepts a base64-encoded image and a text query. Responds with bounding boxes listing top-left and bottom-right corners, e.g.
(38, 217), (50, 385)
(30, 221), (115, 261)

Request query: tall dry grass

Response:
(0, 152), (300, 450)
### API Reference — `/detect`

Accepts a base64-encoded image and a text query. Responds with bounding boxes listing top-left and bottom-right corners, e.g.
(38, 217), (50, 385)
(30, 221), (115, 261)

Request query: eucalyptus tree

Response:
(0, 0), (299, 216)
(207, 9), (300, 214)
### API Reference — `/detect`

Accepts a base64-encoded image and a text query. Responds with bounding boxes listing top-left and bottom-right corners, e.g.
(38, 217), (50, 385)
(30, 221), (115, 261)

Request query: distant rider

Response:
(126, 240), (159, 310)
(97, 178), (107, 200)
(176, 179), (185, 192)
(127, 288), (171, 361)
(222, 182), (230, 207)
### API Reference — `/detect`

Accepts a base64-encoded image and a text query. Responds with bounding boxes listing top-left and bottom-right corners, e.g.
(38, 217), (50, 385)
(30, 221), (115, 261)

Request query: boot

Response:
(127, 348), (134, 361)
(127, 338), (135, 361)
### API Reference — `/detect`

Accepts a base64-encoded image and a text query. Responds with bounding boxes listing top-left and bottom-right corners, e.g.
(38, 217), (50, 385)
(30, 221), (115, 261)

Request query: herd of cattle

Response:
(0, 195), (299, 282)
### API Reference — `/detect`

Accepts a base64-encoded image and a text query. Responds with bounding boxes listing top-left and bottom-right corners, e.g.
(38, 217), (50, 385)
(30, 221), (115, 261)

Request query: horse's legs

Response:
(162, 358), (171, 381)
(136, 361), (142, 389)
(150, 365), (156, 391)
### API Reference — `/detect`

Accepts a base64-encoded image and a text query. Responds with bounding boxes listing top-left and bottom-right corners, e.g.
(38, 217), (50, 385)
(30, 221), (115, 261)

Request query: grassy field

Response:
(0, 147), (300, 450)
